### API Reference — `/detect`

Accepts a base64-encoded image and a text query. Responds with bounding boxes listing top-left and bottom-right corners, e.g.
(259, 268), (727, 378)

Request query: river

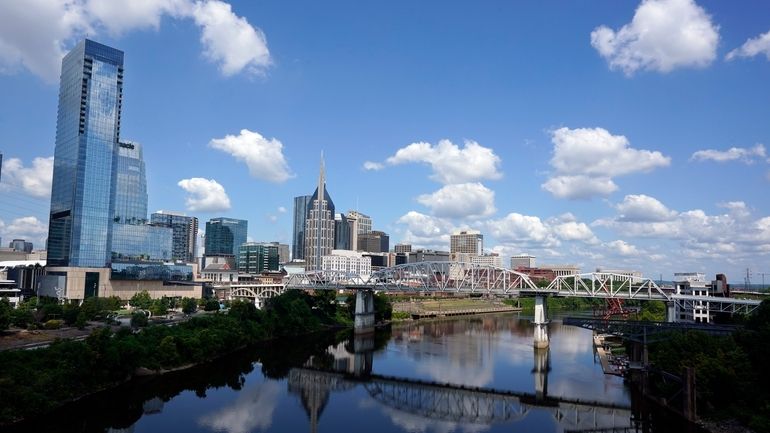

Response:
(7, 314), (698, 433)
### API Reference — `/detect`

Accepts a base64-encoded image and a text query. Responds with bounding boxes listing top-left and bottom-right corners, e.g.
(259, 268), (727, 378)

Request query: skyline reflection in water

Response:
(10, 314), (654, 433)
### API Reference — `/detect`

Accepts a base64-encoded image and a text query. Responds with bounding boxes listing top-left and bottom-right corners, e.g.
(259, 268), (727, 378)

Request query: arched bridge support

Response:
(354, 289), (375, 335)
(533, 296), (549, 348)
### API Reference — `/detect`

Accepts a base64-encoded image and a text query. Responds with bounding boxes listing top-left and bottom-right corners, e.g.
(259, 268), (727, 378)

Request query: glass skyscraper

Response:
(304, 158), (336, 270)
(205, 217), (248, 257)
(292, 195), (312, 260)
(151, 211), (198, 263)
(238, 243), (279, 274)
(48, 40), (124, 267)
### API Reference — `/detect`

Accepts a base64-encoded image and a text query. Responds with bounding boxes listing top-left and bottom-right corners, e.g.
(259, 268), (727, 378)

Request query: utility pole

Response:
(745, 268), (751, 291)
(758, 272), (769, 291)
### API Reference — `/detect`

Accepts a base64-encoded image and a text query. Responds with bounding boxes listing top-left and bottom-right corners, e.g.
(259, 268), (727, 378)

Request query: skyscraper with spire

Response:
(304, 155), (336, 270)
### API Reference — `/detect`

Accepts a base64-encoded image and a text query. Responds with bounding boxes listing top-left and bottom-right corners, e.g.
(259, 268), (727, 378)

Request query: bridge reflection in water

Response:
(287, 333), (634, 433)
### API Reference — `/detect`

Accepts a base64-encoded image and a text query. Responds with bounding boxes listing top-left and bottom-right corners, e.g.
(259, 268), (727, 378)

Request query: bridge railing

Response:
(535, 273), (670, 301)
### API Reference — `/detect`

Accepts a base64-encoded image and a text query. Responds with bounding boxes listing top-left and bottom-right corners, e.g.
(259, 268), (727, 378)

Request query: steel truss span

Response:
(291, 368), (632, 430)
(283, 263), (761, 313)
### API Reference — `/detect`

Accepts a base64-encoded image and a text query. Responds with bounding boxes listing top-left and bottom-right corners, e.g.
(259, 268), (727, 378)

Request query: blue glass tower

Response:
(47, 40), (124, 267)
(204, 217), (248, 257)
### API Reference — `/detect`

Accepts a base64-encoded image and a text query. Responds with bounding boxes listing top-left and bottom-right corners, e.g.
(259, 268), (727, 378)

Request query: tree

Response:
(130, 290), (153, 310)
(181, 297), (197, 315)
(131, 311), (148, 328)
(203, 299), (220, 312)
(229, 300), (259, 322)
(0, 298), (12, 330)
(150, 298), (169, 317)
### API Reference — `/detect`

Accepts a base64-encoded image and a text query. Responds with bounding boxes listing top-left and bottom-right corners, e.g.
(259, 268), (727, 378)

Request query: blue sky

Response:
(1, 0), (770, 282)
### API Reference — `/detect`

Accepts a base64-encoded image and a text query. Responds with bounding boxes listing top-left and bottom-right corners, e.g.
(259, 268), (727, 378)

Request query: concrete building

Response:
(511, 254), (536, 269)
(264, 242), (289, 264)
(304, 157), (336, 271)
(346, 210), (371, 251)
(150, 211), (198, 263)
(596, 268), (643, 282)
(358, 230), (389, 253)
(322, 250), (371, 279)
(394, 243), (412, 253)
(407, 249), (451, 263)
(471, 254), (504, 268)
(8, 239), (33, 253)
(673, 273), (710, 323)
(450, 230), (483, 255)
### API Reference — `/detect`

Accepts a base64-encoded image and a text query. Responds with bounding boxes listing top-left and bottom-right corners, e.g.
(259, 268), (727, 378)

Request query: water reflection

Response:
(6, 315), (702, 433)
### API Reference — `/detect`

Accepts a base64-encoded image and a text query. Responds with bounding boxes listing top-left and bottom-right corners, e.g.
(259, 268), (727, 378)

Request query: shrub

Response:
(203, 299), (220, 312)
(181, 297), (197, 315)
(43, 320), (64, 330)
(131, 311), (148, 328)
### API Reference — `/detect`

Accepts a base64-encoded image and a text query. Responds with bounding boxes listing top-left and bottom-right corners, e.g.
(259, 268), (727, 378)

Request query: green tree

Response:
(130, 290), (153, 310)
(228, 300), (259, 321)
(0, 298), (12, 330)
(203, 299), (220, 311)
(181, 297), (197, 315)
(150, 298), (169, 317)
(374, 293), (392, 322)
(157, 336), (180, 367)
(131, 311), (148, 328)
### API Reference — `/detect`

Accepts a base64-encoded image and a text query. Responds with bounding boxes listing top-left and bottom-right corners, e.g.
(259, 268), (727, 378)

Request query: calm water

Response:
(9, 314), (691, 433)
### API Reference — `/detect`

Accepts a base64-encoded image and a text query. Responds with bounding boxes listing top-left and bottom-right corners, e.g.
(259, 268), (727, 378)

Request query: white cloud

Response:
(0, 216), (48, 247)
(550, 219), (599, 244)
(191, 0), (271, 76)
(0, 0), (270, 83)
(542, 127), (670, 199)
(541, 175), (618, 200)
(0, 156), (54, 198)
(616, 194), (677, 222)
(605, 240), (641, 257)
(209, 129), (293, 183)
(177, 177), (231, 212)
(726, 29), (770, 61)
(198, 382), (281, 433)
(590, 0), (719, 75)
(277, 206), (286, 213)
(376, 139), (502, 184)
(486, 213), (559, 248)
(416, 183), (496, 219)
(362, 161), (384, 171)
(690, 143), (766, 164)
(396, 211), (453, 249)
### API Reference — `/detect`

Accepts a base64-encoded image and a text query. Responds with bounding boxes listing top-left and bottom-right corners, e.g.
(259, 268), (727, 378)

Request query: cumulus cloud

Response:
(542, 127), (670, 199)
(550, 217), (600, 244)
(396, 211), (453, 249)
(605, 240), (641, 257)
(198, 382), (281, 433)
(0, 216), (48, 247)
(616, 194), (677, 222)
(417, 183), (496, 219)
(372, 139), (502, 184)
(0, 0), (270, 83)
(209, 129), (293, 183)
(0, 156), (54, 198)
(486, 213), (559, 248)
(590, 0), (719, 75)
(690, 143), (766, 164)
(726, 29), (770, 61)
(177, 177), (231, 212)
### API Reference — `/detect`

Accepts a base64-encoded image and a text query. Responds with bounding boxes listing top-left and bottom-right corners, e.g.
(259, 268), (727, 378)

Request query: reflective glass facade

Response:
(111, 223), (172, 262)
(151, 212), (198, 262)
(111, 262), (193, 281)
(205, 218), (247, 257)
(292, 195), (312, 260)
(48, 40), (124, 267)
(113, 141), (147, 223)
(238, 243), (279, 274)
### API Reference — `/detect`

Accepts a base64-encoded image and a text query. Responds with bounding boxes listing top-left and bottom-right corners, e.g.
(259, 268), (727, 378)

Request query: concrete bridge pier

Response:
(533, 296), (549, 348)
(354, 289), (375, 335)
(665, 301), (677, 323)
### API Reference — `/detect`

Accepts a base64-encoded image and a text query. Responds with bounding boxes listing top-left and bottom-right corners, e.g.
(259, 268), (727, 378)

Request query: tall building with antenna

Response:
(304, 155), (336, 270)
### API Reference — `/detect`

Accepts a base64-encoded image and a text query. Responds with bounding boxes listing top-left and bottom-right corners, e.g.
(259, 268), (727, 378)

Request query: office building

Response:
(9, 239), (33, 253)
(359, 230), (389, 253)
(238, 243), (279, 274)
(334, 213), (352, 250)
(151, 211), (198, 263)
(346, 210), (371, 250)
(450, 230), (483, 255)
(471, 254), (503, 268)
(304, 157), (336, 271)
(205, 217), (248, 257)
(407, 249), (450, 263)
(47, 39), (125, 268)
(511, 254), (536, 269)
(264, 242), (289, 264)
(322, 250), (371, 279)
(292, 195), (312, 260)
(394, 243), (412, 253)
(110, 141), (173, 262)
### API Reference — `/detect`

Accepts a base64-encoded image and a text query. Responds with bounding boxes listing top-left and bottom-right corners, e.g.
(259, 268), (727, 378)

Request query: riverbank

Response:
(0, 291), (355, 426)
(393, 298), (521, 320)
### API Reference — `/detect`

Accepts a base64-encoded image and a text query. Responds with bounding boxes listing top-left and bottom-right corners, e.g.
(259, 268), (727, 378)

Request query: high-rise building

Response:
(110, 141), (173, 262)
(322, 250), (371, 279)
(47, 40), (124, 268)
(205, 217), (248, 257)
(394, 243), (412, 253)
(334, 213), (351, 250)
(450, 230), (483, 255)
(151, 211), (198, 263)
(346, 210), (371, 251)
(359, 230), (389, 253)
(292, 195), (312, 260)
(304, 157), (335, 271)
(511, 254), (536, 269)
(238, 242), (279, 274)
(263, 241), (290, 264)
(9, 239), (33, 253)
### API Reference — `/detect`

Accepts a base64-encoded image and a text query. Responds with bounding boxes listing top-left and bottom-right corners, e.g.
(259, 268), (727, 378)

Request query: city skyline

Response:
(1, 1), (770, 280)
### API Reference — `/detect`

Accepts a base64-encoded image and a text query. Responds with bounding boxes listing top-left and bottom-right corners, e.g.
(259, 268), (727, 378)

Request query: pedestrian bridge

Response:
(284, 261), (761, 315)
